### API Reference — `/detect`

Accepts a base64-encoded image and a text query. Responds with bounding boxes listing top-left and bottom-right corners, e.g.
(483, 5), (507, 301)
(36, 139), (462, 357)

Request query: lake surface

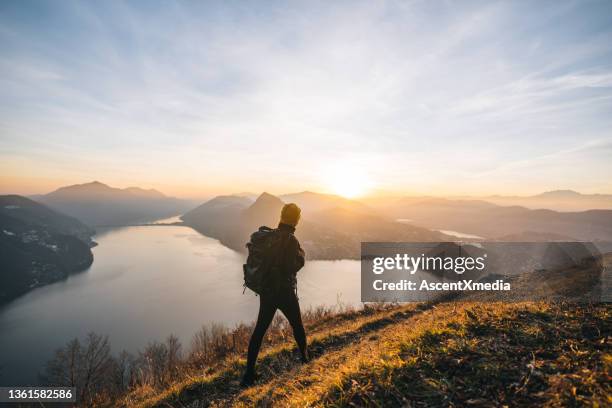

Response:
(0, 224), (361, 386)
(437, 230), (485, 240)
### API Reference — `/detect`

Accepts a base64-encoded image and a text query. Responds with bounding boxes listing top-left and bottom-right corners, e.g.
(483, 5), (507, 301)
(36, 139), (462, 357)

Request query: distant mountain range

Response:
(34, 181), (195, 226)
(0, 195), (95, 304)
(364, 190), (612, 212)
(474, 190), (612, 212)
(182, 191), (450, 260)
(369, 197), (612, 242)
(182, 190), (612, 258)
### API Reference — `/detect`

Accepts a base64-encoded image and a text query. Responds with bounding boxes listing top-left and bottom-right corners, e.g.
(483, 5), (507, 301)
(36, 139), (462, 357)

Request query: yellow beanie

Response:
(280, 203), (301, 226)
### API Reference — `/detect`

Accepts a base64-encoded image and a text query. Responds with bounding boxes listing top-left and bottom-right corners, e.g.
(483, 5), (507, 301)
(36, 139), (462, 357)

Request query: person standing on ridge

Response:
(241, 203), (308, 386)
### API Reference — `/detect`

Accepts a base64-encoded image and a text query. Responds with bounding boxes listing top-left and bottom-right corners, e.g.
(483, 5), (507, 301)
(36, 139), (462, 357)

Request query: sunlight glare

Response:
(324, 163), (372, 199)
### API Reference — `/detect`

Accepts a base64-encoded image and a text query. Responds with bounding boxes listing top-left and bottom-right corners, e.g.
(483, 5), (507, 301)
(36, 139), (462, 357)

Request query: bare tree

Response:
(79, 333), (113, 403)
(191, 324), (212, 363)
(110, 350), (135, 392)
(42, 332), (115, 406)
(165, 335), (182, 383)
(43, 338), (82, 387)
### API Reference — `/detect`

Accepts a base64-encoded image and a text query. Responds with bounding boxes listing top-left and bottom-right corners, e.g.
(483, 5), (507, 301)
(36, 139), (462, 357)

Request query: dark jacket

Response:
(275, 222), (305, 291)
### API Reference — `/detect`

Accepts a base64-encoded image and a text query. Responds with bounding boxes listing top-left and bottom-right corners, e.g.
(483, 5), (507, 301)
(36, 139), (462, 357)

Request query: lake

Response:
(0, 224), (361, 386)
(436, 230), (485, 240)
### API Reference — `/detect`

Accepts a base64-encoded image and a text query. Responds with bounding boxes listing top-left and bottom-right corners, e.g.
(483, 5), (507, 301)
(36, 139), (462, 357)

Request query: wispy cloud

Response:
(1, 0), (611, 196)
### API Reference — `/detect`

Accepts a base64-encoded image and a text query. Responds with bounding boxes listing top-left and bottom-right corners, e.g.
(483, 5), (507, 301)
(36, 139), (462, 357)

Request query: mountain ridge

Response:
(182, 191), (450, 260)
(36, 181), (195, 226)
(370, 197), (612, 242)
(45, 181), (168, 199)
(480, 190), (612, 211)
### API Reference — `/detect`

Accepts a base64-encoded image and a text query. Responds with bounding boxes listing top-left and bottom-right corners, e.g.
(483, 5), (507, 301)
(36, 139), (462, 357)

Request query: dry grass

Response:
(119, 302), (399, 407)
(121, 301), (610, 408)
(315, 302), (610, 408)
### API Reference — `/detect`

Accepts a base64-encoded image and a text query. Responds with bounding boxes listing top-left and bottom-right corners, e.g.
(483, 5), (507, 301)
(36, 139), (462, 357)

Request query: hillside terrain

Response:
(36, 181), (195, 226)
(182, 192), (450, 259)
(0, 195), (95, 303)
(123, 301), (610, 408)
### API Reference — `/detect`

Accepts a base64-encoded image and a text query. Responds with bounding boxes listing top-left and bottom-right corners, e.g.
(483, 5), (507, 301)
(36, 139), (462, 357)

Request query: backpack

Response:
(243, 226), (285, 295)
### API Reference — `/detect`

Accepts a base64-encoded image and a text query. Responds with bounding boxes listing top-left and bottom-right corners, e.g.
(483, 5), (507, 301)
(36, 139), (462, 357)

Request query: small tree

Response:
(42, 332), (115, 406)
(133, 335), (183, 388)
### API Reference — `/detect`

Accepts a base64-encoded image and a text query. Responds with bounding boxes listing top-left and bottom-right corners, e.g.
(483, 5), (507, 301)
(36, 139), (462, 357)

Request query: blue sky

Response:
(1, 0), (611, 198)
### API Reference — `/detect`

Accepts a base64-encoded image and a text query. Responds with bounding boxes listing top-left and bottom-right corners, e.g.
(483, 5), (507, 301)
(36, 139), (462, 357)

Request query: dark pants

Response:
(245, 290), (307, 374)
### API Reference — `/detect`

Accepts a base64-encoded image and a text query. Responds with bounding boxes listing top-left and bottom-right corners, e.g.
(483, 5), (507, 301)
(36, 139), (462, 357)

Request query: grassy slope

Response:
(124, 301), (610, 408)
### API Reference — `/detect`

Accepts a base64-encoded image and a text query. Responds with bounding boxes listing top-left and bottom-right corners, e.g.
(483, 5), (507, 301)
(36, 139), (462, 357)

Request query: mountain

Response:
(482, 190), (612, 211)
(36, 181), (195, 226)
(0, 195), (95, 304)
(182, 192), (450, 259)
(367, 190), (612, 213)
(374, 197), (612, 241)
(534, 189), (582, 198)
(181, 195), (254, 241)
(242, 192), (284, 225)
(233, 191), (260, 200)
(123, 187), (167, 199)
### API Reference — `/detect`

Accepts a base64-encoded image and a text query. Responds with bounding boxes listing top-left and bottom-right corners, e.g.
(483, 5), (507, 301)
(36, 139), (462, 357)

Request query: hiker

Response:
(241, 203), (308, 386)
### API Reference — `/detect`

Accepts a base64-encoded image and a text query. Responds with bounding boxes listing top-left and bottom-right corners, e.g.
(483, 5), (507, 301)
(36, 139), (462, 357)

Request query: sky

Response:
(1, 0), (611, 199)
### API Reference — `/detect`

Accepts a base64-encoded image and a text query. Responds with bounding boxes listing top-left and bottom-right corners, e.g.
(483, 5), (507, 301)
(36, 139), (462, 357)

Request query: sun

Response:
(323, 163), (372, 199)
